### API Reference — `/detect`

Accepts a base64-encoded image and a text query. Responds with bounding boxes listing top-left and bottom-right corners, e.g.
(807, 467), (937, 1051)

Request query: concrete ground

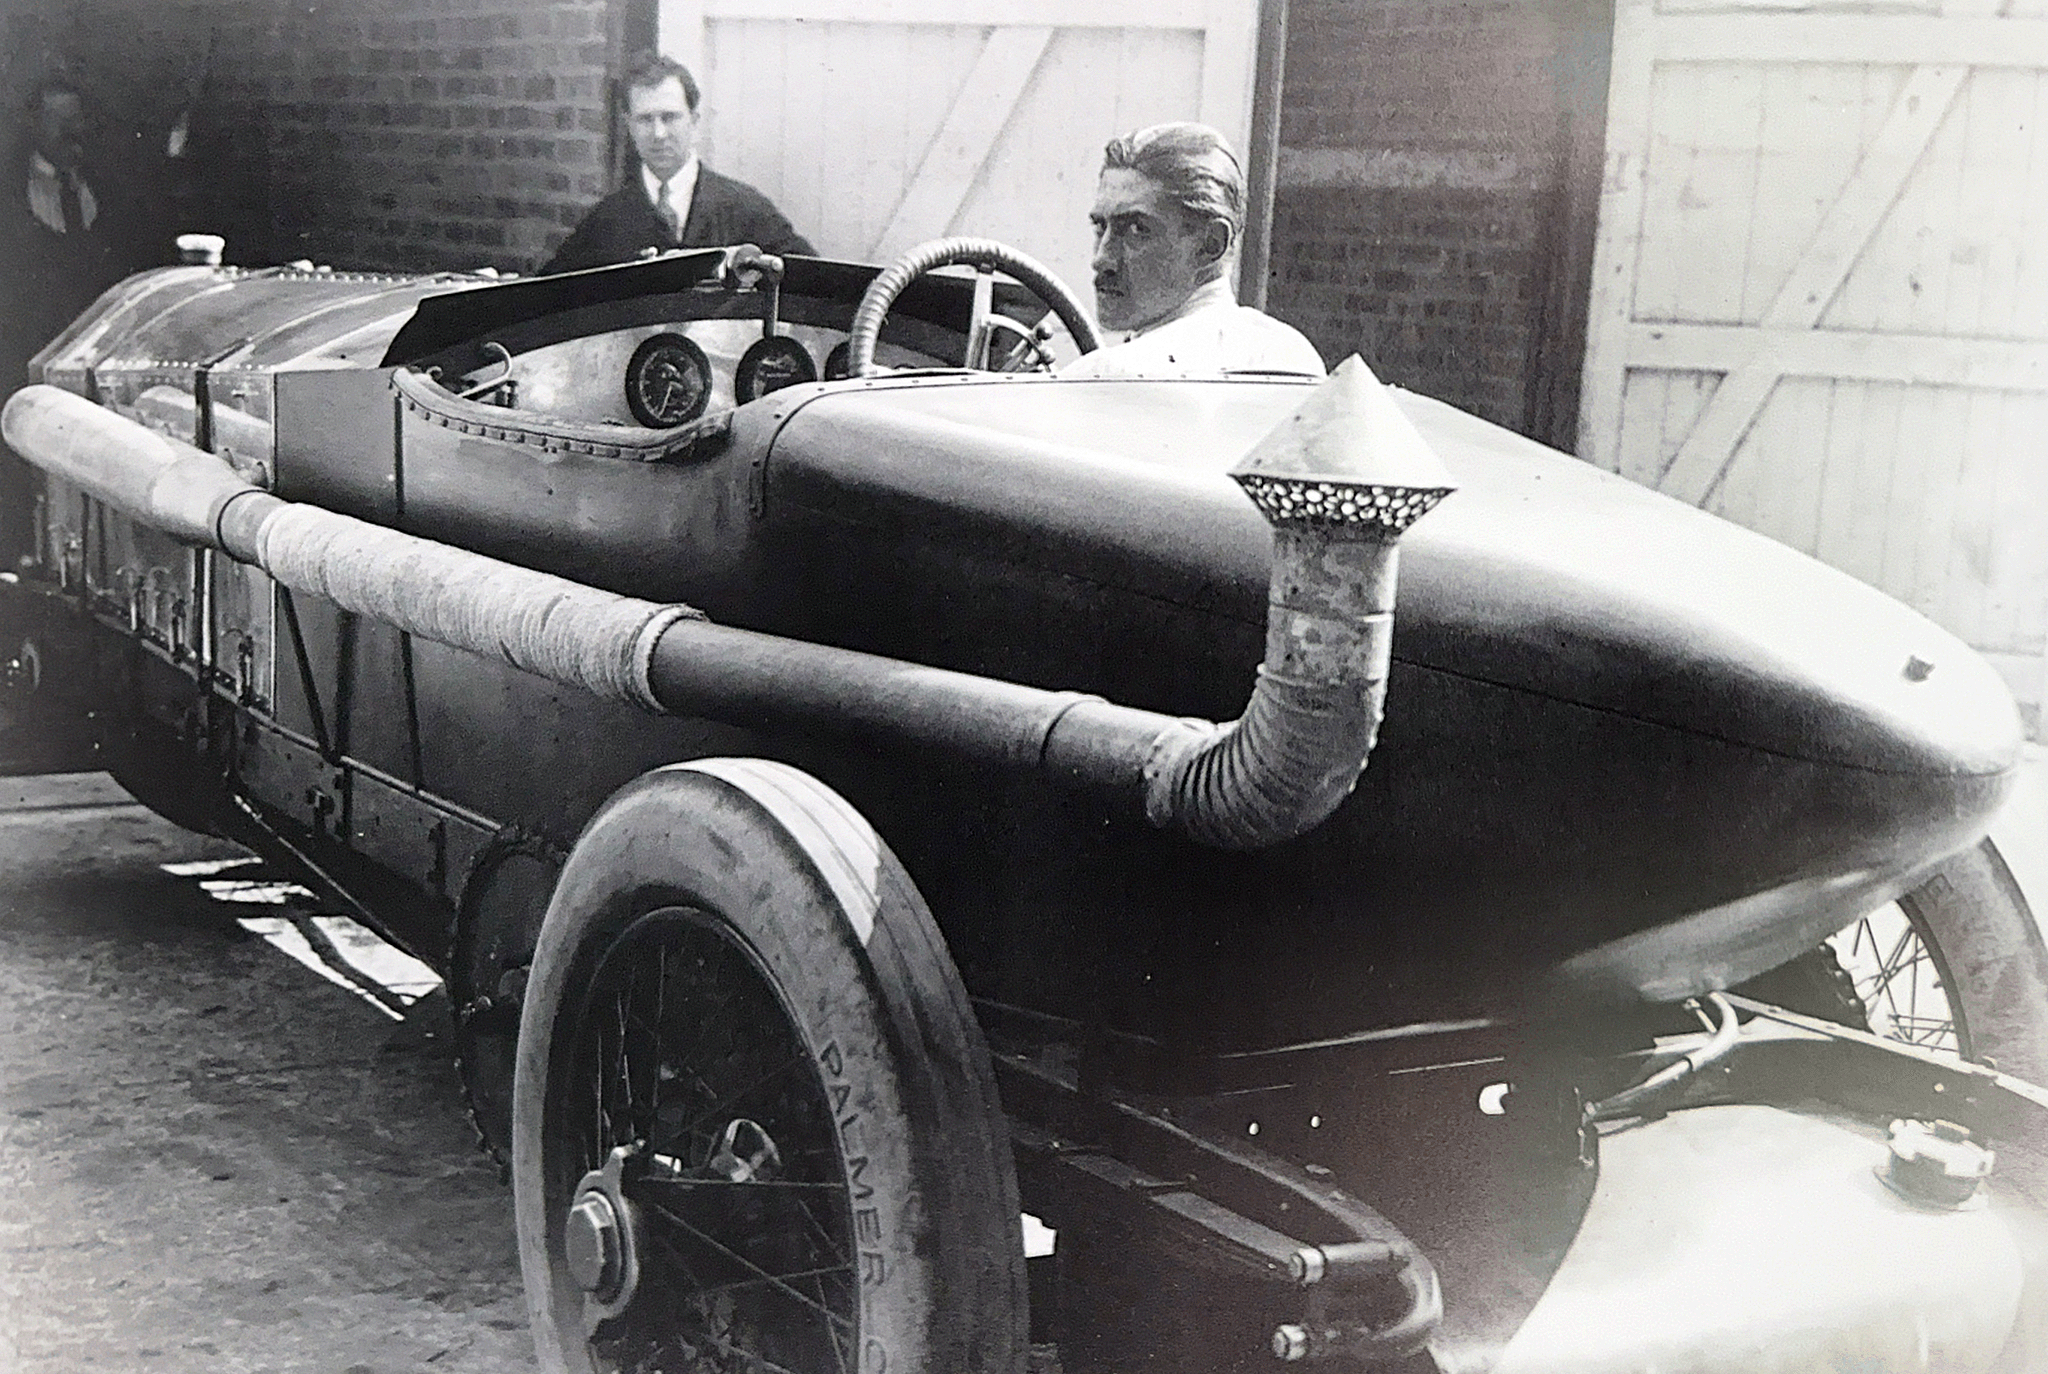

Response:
(0, 773), (532, 1374)
(0, 748), (2044, 1373)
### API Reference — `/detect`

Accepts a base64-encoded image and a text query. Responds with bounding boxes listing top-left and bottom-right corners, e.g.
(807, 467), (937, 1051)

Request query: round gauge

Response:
(735, 335), (818, 403)
(624, 333), (713, 428)
(823, 339), (854, 381)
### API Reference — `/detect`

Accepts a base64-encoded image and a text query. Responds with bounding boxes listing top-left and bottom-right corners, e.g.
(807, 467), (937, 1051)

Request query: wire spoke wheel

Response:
(563, 909), (858, 1373)
(452, 836), (565, 1164)
(513, 759), (1027, 1374)
(1824, 839), (2048, 1086)
(1828, 900), (1963, 1057)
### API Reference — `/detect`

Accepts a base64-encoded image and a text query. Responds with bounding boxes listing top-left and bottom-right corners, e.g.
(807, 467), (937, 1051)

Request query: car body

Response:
(4, 247), (2045, 1373)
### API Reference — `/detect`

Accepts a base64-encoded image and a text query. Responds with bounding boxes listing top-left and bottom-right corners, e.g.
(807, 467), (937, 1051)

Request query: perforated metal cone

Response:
(1230, 355), (1456, 532)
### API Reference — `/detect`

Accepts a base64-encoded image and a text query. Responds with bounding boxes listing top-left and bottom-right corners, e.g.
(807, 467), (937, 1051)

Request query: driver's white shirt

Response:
(1062, 286), (1326, 379)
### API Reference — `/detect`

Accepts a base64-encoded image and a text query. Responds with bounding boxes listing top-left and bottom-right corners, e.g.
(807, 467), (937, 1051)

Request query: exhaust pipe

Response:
(1142, 358), (1453, 847)
(1, 359), (1451, 849)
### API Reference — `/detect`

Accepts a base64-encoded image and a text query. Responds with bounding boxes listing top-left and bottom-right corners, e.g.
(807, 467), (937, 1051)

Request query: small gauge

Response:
(736, 335), (818, 403)
(624, 333), (713, 428)
(823, 340), (854, 381)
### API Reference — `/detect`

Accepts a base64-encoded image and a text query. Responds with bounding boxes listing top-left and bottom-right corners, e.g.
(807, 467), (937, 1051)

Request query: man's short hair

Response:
(1101, 122), (1245, 245)
(620, 51), (700, 113)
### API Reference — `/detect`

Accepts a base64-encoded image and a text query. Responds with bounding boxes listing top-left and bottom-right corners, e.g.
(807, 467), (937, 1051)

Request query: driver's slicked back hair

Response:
(1101, 122), (1245, 243)
(620, 50), (700, 112)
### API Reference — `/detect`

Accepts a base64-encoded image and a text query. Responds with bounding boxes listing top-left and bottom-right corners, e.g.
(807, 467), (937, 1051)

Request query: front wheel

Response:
(511, 758), (1026, 1374)
(1828, 837), (2048, 1088)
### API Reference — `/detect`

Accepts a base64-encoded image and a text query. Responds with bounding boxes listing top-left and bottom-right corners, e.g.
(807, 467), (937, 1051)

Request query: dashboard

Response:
(389, 250), (1041, 434)
(459, 315), (944, 430)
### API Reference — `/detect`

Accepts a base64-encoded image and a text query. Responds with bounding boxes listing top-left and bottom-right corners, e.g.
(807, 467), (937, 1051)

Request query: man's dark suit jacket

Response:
(542, 166), (814, 273)
(2, 154), (137, 563)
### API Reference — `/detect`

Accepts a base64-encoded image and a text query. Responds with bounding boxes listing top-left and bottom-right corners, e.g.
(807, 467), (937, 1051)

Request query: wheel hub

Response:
(565, 1191), (624, 1299)
(567, 1146), (644, 1318)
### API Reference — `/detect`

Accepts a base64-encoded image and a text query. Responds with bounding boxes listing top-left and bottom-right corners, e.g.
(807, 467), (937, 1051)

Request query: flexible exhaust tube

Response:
(1, 358), (1451, 850)
(1143, 524), (1402, 848)
(1135, 358), (1455, 848)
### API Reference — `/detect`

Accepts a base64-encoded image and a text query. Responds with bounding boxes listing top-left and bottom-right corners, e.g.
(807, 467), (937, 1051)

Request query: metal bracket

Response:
(998, 1052), (1441, 1366)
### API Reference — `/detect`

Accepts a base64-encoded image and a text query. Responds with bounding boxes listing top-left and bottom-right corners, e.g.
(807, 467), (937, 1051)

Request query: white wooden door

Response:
(657, 0), (1260, 301)
(1579, 0), (2048, 717)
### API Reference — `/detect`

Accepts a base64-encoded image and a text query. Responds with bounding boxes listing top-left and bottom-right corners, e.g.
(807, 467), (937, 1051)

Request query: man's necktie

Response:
(655, 179), (679, 243)
(58, 171), (84, 236)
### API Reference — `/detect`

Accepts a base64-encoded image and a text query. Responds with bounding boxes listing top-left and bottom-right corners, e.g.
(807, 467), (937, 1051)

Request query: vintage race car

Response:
(3, 239), (2045, 1374)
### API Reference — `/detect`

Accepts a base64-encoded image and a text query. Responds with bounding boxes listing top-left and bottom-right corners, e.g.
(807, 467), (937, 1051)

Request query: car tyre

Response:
(511, 757), (1026, 1374)
(1896, 837), (2048, 1089)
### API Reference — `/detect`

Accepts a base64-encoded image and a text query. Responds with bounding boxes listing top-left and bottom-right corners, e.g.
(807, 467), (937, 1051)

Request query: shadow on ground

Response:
(0, 773), (533, 1374)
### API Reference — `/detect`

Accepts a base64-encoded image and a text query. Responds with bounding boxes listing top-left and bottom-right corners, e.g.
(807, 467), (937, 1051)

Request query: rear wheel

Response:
(0, 589), (109, 777)
(453, 833), (564, 1163)
(512, 758), (1026, 1374)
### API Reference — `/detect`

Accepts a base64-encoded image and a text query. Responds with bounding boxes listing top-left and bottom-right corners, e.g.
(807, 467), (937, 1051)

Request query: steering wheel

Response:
(846, 237), (1101, 378)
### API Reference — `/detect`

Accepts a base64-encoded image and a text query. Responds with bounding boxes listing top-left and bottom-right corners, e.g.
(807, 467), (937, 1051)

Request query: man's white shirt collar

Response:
(1061, 271), (1325, 379)
(1120, 275), (1238, 342)
(641, 157), (701, 237)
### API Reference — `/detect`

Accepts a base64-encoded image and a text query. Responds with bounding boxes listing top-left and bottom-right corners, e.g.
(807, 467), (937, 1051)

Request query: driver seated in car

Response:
(1062, 122), (1325, 380)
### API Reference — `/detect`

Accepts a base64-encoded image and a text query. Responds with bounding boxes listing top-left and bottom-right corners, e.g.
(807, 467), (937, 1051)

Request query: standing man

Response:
(1063, 122), (1324, 379)
(1, 74), (136, 563)
(542, 52), (814, 274)
(4, 74), (131, 371)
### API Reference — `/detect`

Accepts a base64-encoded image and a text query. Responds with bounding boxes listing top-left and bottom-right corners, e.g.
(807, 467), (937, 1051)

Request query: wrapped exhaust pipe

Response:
(1, 358), (1452, 850)
(1036, 358), (1455, 848)
(1141, 358), (1454, 848)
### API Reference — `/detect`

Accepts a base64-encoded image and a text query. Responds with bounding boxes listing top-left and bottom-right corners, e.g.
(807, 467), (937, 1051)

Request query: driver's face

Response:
(1088, 168), (1208, 333)
(626, 77), (696, 184)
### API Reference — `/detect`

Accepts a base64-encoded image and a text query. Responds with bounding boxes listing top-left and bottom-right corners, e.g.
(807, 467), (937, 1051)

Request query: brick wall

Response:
(1269, 0), (1609, 442)
(9, 0), (1611, 368)
(20, 0), (619, 275)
